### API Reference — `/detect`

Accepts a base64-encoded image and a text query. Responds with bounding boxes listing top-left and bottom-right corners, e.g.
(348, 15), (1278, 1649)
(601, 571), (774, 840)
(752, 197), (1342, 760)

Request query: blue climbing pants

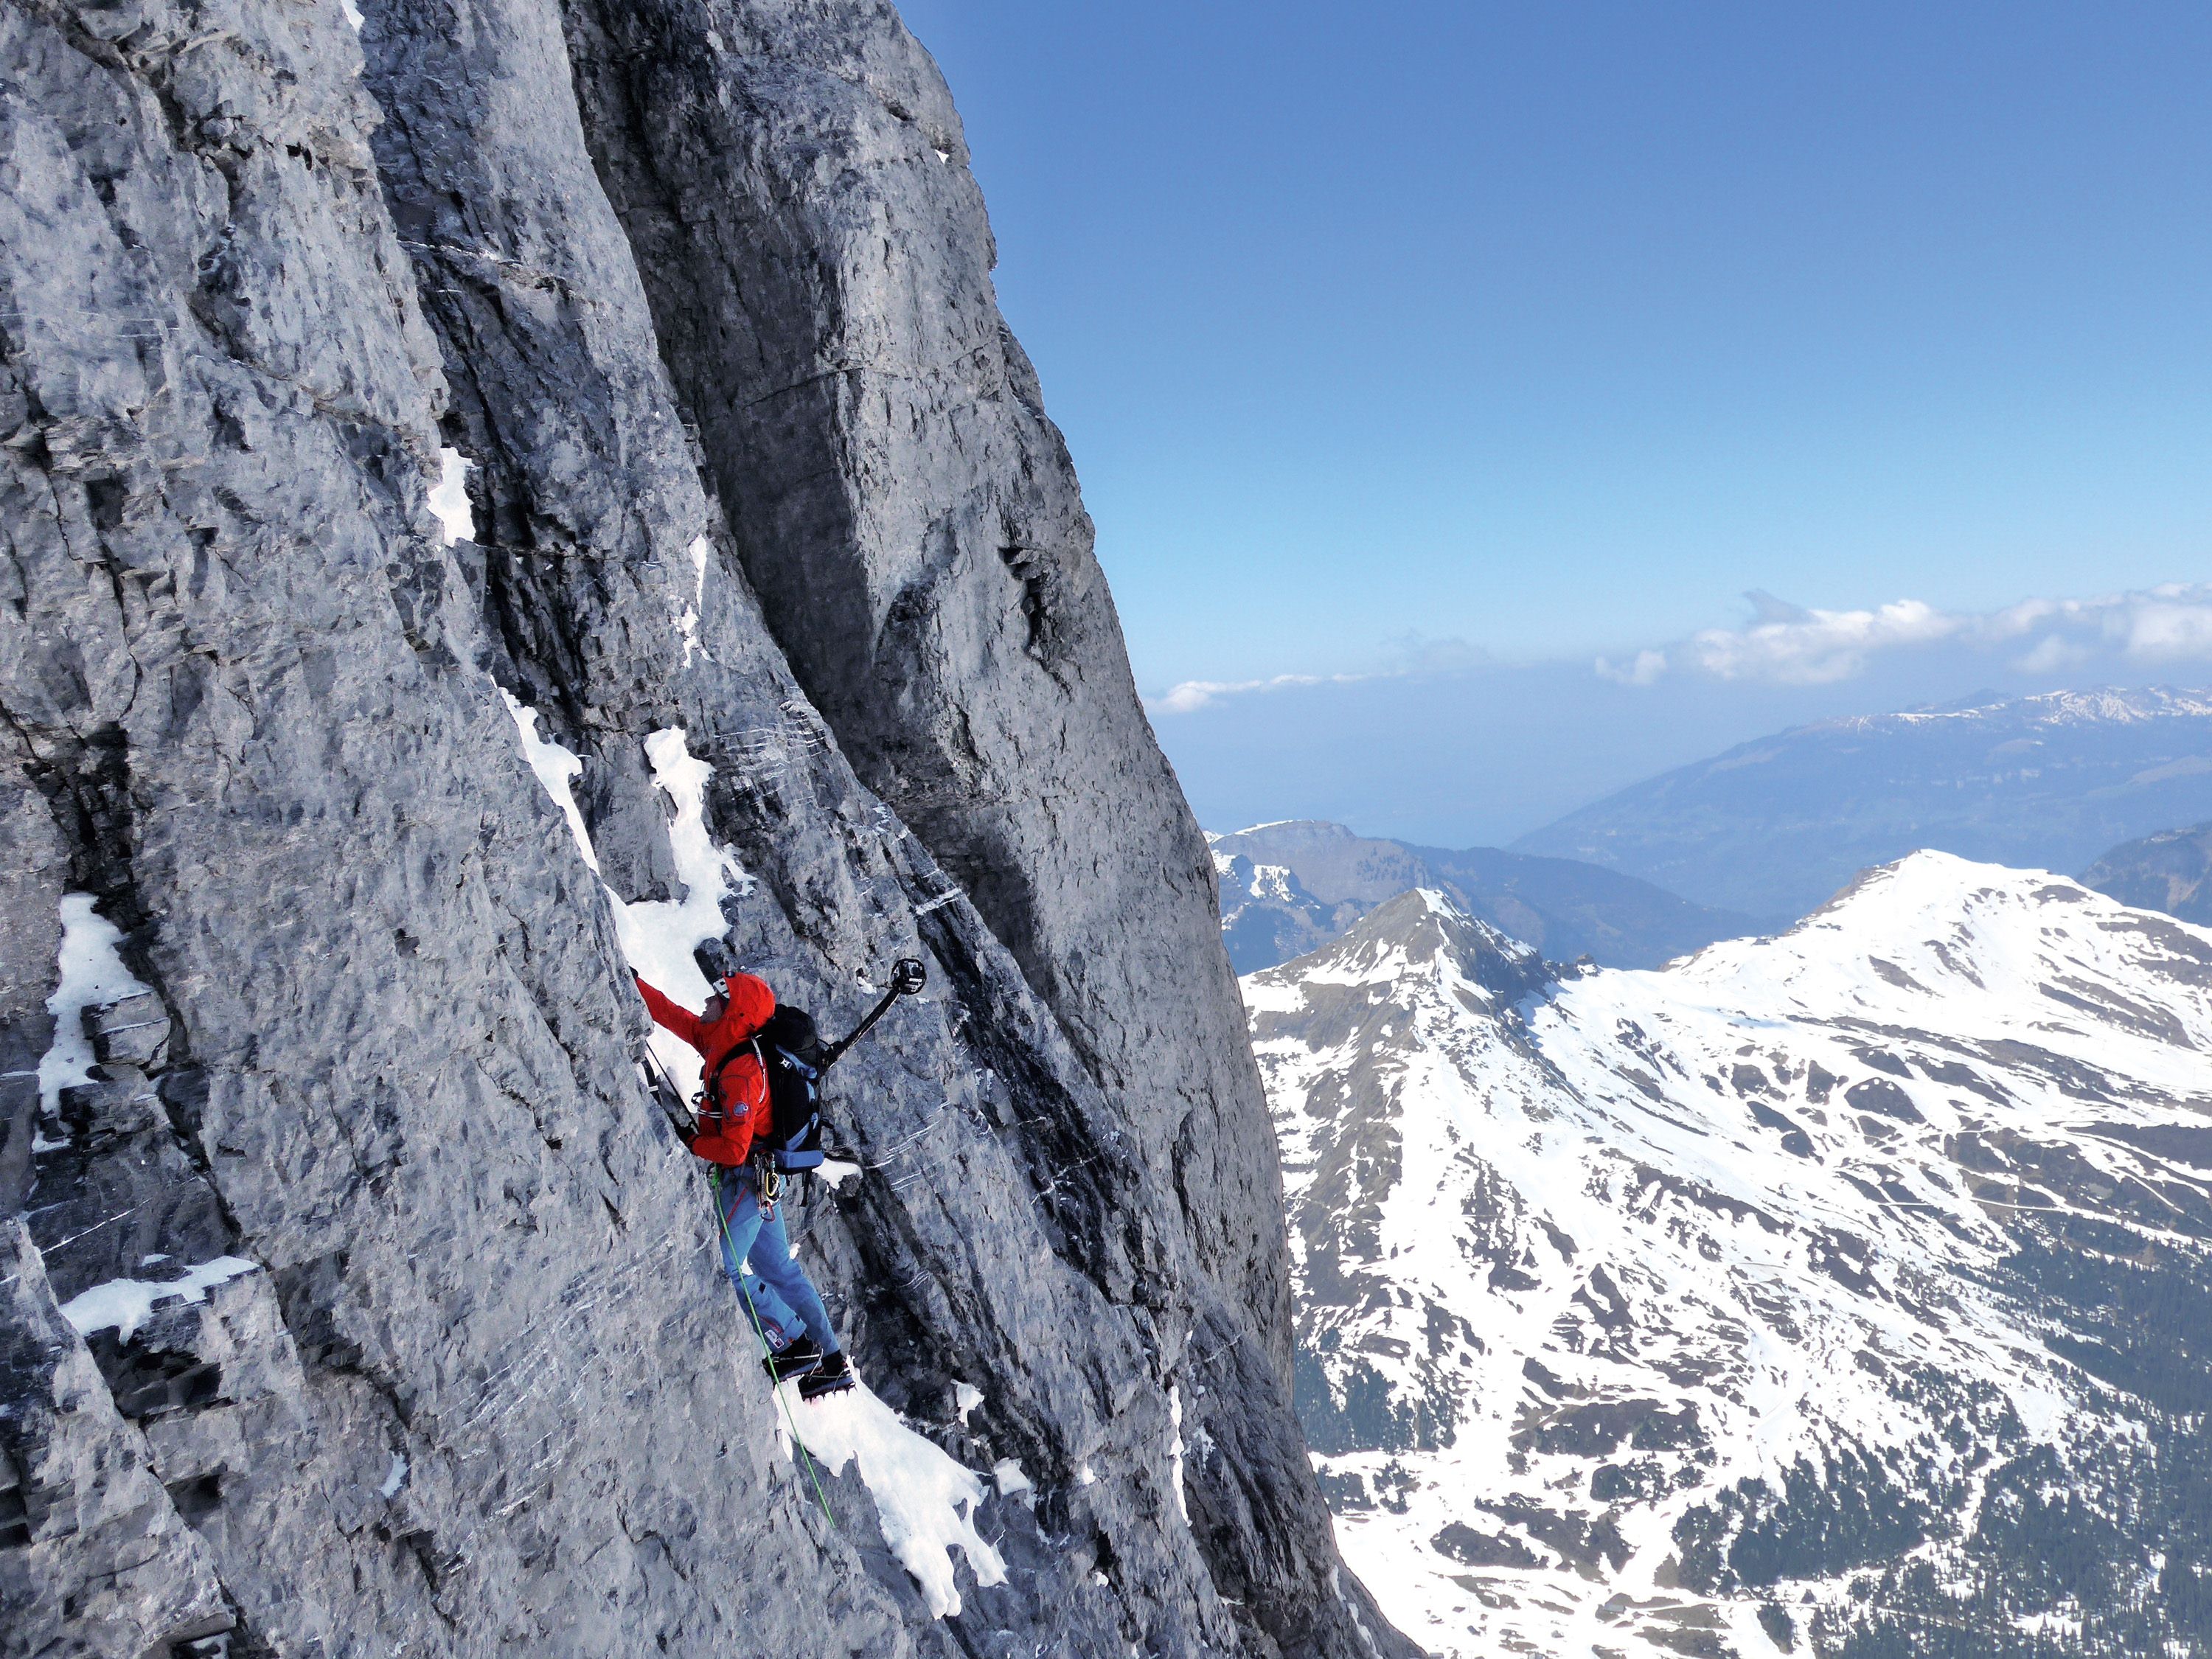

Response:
(738, 1271), (800, 1350)
(712, 1166), (841, 1354)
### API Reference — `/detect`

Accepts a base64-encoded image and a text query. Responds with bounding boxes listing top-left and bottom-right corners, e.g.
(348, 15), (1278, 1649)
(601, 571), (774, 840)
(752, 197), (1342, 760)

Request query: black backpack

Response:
(751, 1006), (826, 1171)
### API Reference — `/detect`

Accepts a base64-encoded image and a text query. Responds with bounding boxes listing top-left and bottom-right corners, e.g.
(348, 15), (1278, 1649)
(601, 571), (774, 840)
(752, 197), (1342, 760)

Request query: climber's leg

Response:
(748, 1197), (841, 1356)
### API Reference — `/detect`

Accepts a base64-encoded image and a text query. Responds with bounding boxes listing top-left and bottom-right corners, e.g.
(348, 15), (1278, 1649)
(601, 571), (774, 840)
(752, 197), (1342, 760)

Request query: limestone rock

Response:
(0, 2), (1413, 1654)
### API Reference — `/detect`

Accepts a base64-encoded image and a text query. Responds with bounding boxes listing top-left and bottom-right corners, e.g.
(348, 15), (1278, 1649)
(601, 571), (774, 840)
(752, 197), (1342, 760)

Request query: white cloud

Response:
(1596, 649), (1667, 686)
(2123, 594), (2212, 661)
(1149, 583), (2212, 712)
(1152, 673), (1342, 714)
(1608, 582), (2212, 688)
(2014, 634), (2090, 674)
(1687, 597), (1961, 684)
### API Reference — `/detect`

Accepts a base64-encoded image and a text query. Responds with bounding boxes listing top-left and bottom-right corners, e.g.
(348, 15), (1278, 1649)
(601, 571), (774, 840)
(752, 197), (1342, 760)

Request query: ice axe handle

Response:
(821, 958), (927, 1069)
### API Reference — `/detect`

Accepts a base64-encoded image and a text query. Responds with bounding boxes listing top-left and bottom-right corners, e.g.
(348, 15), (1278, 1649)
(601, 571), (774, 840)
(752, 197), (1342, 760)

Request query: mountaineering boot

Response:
(763, 1334), (824, 1382)
(799, 1349), (855, 1401)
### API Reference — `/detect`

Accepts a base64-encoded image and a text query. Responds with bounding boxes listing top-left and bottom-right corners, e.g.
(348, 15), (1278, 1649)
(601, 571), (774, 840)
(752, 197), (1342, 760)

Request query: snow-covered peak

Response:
(1252, 851), (2212, 1658)
(1673, 850), (2212, 1064)
(1828, 684), (2212, 733)
(1246, 887), (1543, 1008)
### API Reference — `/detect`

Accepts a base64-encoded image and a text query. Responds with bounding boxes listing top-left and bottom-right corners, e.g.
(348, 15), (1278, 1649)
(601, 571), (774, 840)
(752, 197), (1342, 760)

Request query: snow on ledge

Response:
(1168, 1383), (1189, 1522)
(60, 1256), (258, 1344)
(679, 534), (712, 667)
(39, 894), (151, 1118)
(429, 447), (476, 546)
(499, 697), (756, 1100)
(501, 692), (600, 874)
(785, 1376), (1007, 1617)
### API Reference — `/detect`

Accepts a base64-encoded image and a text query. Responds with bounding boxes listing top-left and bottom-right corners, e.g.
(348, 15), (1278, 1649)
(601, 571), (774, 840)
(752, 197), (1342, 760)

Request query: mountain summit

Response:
(1252, 851), (2212, 1658)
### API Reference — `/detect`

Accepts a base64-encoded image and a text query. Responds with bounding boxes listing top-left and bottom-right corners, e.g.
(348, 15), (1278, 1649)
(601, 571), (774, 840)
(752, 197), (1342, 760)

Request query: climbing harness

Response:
(751, 1156), (786, 1204)
(711, 1165), (841, 1530)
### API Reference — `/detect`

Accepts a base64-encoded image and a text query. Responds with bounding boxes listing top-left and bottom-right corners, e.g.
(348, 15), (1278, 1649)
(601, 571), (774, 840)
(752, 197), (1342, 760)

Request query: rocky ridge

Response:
(1210, 819), (1757, 973)
(1251, 857), (2212, 1658)
(0, 4), (1405, 1655)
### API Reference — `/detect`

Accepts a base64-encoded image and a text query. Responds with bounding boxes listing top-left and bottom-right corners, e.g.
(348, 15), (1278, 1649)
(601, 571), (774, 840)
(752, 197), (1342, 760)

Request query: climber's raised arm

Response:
(634, 972), (708, 1050)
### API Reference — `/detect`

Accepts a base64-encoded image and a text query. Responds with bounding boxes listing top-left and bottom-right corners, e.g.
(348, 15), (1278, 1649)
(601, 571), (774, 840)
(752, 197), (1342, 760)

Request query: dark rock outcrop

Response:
(0, 4), (1413, 1655)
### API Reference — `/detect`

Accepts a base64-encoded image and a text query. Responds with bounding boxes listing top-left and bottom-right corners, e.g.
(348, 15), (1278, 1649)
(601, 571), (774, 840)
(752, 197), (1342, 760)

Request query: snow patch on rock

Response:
(785, 1376), (1007, 1617)
(428, 447), (476, 545)
(38, 894), (151, 1118)
(679, 533), (711, 667)
(502, 692), (600, 874)
(501, 697), (754, 1099)
(60, 1256), (257, 1343)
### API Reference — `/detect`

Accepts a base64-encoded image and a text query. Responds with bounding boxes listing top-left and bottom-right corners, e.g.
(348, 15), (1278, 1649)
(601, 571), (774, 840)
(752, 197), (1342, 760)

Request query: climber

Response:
(633, 969), (855, 1399)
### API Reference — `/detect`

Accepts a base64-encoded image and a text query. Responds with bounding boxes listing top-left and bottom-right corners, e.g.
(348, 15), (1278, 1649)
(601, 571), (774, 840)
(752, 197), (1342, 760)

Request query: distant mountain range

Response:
(1514, 687), (2212, 920)
(1208, 820), (1759, 973)
(1249, 856), (2212, 1658)
(2082, 820), (2212, 925)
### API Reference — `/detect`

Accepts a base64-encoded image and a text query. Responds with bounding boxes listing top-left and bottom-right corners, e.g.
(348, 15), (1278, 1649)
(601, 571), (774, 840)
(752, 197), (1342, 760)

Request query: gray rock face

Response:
(0, 4), (1412, 1656)
(552, 0), (1290, 1351)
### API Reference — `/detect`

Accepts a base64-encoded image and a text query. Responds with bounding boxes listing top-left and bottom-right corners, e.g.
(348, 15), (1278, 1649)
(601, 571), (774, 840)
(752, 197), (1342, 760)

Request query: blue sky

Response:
(901, 0), (2212, 841)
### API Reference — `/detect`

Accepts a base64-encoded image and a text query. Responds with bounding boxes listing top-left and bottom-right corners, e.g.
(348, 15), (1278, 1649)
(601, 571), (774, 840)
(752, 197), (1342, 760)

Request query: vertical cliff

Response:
(0, 3), (1412, 1655)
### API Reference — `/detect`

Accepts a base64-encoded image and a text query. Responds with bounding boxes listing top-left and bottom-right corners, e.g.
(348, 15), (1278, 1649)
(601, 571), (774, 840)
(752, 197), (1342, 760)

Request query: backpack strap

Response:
(699, 1037), (760, 1121)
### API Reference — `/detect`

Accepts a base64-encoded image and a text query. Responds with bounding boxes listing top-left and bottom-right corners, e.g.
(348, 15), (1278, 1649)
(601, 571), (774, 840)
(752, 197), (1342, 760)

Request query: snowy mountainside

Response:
(1211, 844), (1368, 971)
(1250, 856), (2212, 1658)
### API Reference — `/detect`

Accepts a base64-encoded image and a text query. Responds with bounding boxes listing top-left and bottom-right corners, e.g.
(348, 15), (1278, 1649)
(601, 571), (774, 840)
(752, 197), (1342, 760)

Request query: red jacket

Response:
(636, 972), (775, 1166)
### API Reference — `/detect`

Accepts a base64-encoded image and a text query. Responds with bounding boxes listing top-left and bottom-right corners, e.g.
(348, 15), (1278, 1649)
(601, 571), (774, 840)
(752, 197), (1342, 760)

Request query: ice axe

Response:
(821, 956), (927, 1071)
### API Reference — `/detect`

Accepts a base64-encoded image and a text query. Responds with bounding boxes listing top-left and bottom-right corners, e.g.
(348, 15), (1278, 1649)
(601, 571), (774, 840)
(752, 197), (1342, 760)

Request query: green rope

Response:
(711, 1166), (840, 1531)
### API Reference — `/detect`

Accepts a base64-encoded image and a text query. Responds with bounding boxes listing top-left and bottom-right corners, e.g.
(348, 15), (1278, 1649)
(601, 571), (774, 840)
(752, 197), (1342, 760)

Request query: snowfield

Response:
(1251, 853), (2212, 1658)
